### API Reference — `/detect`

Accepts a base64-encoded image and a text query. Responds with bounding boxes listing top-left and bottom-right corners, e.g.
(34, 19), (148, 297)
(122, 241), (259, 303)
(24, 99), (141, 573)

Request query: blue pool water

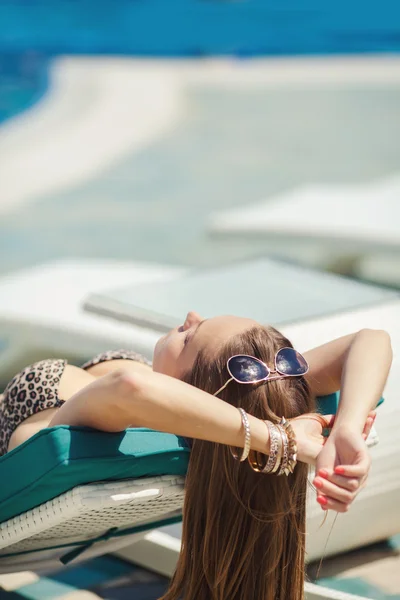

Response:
(0, 1), (399, 56)
(0, 51), (48, 123)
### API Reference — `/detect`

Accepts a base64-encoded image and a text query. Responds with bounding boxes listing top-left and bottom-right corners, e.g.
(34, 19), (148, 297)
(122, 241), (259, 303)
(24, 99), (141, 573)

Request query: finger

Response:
(322, 414), (336, 429)
(317, 469), (361, 492)
(312, 413), (336, 435)
(316, 495), (350, 513)
(313, 477), (356, 504)
(361, 411), (376, 438)
(334, 459), (371, 478)
(362, 416), (374, 440)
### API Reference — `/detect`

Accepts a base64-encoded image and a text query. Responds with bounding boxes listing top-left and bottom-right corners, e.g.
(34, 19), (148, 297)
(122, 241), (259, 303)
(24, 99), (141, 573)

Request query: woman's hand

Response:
(313, 415), (375, 513)
(290, 411), (375, 512)
(290, 413), (335, 466)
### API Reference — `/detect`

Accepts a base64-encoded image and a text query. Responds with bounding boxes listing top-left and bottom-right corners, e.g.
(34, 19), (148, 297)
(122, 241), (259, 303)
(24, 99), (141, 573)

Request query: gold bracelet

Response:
(248, 450), (266, 472)
(278, 417), (298, 475)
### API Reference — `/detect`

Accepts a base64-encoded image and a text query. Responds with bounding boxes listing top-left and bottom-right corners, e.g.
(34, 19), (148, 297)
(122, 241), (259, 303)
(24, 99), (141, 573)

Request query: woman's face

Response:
(152, 311), (257, 378)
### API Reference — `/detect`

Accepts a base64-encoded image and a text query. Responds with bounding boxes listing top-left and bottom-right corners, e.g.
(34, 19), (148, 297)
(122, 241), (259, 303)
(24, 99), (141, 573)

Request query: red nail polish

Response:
(317, 496), (328, 506)
(318, 470), (329, 479)
(335, 466), (345, 475)
(314, 479), (323, 489)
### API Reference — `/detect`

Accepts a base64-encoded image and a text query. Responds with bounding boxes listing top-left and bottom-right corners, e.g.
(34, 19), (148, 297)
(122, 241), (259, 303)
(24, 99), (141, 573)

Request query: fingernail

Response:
(317, 496), (328, 506)
(314, 479), (323, 489)
(318, 469), (329, 479)
(335, 466), (345, 474)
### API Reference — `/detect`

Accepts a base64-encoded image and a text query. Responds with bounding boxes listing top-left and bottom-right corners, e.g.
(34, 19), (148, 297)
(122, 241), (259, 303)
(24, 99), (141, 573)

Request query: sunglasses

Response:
(213, 348), (309, 397)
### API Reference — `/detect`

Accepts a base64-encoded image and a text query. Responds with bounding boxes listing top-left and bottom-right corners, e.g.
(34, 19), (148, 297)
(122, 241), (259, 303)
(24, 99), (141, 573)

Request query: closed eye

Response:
(183, 319), (206, 348)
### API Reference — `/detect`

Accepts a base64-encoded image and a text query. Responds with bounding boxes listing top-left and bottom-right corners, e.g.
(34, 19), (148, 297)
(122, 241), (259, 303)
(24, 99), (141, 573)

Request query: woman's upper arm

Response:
(302, 332), (358, 397)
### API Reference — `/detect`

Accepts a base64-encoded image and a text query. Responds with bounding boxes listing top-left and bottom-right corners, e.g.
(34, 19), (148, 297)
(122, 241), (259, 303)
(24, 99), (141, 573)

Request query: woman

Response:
(0, 312), (392, 600)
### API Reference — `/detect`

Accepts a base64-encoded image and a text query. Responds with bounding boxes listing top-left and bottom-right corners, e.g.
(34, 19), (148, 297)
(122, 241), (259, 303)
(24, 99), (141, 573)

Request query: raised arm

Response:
(304, 328), (392, 427)
(305, 328), (393, 512)
(49, 368), (273, 455)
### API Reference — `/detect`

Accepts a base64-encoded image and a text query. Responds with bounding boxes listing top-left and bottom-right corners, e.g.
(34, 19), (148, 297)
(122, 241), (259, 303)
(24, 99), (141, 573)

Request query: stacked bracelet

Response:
(247, 417), (298, 476)
(229, 409), (298, 475)
(230, 407), (251, 462)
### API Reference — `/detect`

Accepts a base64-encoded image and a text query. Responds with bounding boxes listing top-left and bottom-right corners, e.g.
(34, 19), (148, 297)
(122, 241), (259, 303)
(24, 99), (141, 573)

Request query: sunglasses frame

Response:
(213, 348), (309, 397)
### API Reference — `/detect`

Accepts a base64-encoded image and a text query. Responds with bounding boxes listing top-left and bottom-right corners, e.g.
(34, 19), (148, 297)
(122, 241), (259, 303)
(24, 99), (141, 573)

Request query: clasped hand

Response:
(290, 411), (376, 513)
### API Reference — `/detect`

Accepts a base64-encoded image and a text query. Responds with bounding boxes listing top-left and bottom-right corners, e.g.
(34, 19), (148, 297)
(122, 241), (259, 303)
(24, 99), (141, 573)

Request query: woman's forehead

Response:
(195, 315), (258, 346)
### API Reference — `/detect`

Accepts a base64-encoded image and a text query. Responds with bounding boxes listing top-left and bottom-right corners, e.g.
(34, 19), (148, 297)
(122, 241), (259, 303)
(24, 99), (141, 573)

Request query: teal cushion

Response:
(316, 391), (384, 415)
(0, 392), (384, 525)
(0, 426), (189, 524)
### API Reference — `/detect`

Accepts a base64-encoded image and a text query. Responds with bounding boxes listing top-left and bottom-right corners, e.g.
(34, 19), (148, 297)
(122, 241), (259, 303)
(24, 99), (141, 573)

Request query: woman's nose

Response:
(183, 311), (203, 330)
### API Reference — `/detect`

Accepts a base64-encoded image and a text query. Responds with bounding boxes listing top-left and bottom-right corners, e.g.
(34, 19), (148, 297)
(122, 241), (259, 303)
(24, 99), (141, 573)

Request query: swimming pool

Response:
(0, 1), (399, 57)
(0, 51), (48, 124)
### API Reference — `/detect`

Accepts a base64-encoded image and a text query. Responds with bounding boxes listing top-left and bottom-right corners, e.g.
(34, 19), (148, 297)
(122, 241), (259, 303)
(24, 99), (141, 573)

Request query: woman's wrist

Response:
(249, 415), (271, 454)
(330, 421), (364, 442)
(331, 413), (365, 436)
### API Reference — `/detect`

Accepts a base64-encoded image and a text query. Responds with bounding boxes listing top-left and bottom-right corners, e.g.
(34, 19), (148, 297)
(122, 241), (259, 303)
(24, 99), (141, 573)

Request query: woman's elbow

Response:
(357, 327), (391, 340)
(111, 368), (144, 401)
(357, 328), (393, 357)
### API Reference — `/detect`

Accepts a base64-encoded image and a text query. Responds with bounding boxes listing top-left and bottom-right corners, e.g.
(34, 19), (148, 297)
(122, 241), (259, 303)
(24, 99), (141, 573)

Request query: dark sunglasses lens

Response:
(276, 348), (308, 375)
(228, 355), (269, 383)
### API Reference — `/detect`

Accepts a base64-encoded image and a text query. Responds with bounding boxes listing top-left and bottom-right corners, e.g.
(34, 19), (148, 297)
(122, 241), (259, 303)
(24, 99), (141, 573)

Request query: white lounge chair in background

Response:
(208, 176), (400, 287)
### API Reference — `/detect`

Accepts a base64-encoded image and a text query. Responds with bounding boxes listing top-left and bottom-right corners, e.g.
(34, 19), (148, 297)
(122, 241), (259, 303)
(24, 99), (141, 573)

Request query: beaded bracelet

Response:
(262, 421), (282, 473)
(230, 407), (251, 462)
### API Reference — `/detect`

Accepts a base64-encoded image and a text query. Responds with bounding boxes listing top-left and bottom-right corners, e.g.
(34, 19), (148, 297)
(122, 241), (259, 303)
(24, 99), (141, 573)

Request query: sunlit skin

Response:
(152, 311), (257, 378)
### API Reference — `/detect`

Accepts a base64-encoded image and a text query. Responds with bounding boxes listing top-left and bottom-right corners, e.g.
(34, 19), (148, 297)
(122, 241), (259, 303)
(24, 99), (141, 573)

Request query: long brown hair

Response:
(161, 325), (313, 600)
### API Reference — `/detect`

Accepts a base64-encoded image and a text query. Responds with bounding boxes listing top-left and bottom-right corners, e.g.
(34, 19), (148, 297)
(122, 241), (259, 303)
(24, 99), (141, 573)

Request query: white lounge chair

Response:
(208, 177), (400, 287)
